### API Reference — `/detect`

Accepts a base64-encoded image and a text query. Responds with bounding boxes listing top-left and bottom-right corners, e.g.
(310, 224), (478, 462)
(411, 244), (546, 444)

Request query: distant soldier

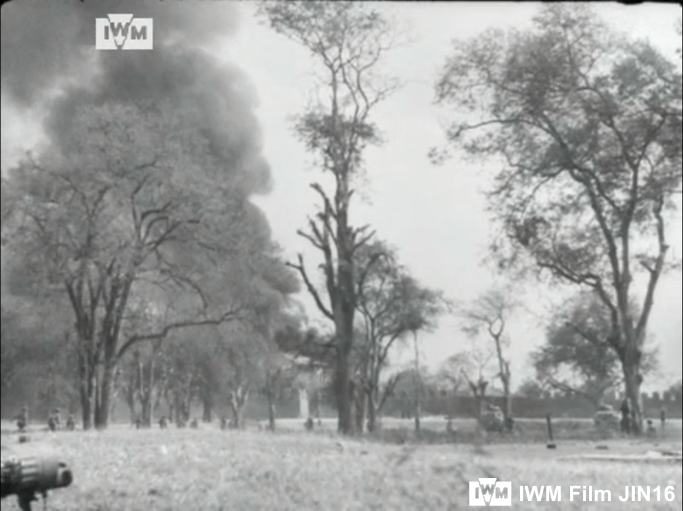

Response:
(304, 417), (314, 431)
(646, 419), (657, 438)
(134, 416), (142, 429)
(66, 414), (76, 431)
(504, 416), (514, 433)
(220, 416), (228, 430)
(48, 415), (57, 432)
(159, 416), (168, 429)
(15, 407), (28, 433)
(52, 408), (62, 430)
(190, 418), (198, 429)
(660, 409), (666, 432)
(620, 398), (631, 435)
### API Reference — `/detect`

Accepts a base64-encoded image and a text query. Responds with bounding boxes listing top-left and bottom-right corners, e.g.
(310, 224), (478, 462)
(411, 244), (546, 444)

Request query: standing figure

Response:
(646, 419), (657, 438)
(159, 416), (168, 429)
(66, 414), (76, 431)
(48, 415), (57, 432)
(220, 415), (228, 430)
(15, 407), (28, 433)
(660, 409), (666, 432)
(52, 408), (62, 430)
(620, 398), (631, 435)
(504, 416), (514, 433)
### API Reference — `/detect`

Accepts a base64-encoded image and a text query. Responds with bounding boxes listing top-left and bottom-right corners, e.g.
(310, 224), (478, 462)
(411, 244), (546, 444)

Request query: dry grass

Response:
(1, 419), (681, 510)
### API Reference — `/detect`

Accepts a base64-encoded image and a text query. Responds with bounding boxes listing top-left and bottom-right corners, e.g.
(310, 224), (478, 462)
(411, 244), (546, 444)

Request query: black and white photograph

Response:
(1, 1), (681, 509)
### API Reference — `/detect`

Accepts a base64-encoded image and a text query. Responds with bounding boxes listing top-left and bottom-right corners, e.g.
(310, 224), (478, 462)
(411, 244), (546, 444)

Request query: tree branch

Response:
(286, 254), (334, 320)
(116, 306), (245, 360)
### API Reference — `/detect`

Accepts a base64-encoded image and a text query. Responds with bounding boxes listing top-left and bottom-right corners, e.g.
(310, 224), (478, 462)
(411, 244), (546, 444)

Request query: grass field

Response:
(1, 418), (681, 510)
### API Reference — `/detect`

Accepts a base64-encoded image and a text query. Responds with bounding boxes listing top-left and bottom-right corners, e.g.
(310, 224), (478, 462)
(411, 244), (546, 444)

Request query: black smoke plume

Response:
(1, 0), (271, 195)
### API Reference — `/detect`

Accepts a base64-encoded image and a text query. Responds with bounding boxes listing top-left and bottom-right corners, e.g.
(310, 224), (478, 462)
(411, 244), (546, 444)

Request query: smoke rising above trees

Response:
(2, 1), (270, 195)
(1, 0), (298, 429)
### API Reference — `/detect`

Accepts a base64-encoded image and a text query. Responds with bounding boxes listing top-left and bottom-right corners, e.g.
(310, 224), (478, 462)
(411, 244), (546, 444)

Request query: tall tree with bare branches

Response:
(458, 289), (516, 422)
(261, 1), (400, 434)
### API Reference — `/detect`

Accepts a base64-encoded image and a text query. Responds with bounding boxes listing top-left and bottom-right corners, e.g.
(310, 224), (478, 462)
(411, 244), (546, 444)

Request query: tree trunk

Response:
(267, 392), (276, 431)
(467, 377), (488, 421)
(494, 333), (512, 421)
(623, 356), (643, 435)
(95, 361), (116, 429)
(124, 384), (137, 424)
(202, 395), (213, 423)
(77, 336), (96, 430)
(80, 378), (94, 431)
(501, 366), (512, 421)
(413, 332), (421, 433)
(141, 395), (152, 427)
(335, 345), (353, 434)
(354, 382), (366, 434)
(201, 376), (214, 423)
(367, 390), (378, 432)
(414, 392), (421, 432)
(138, 357), (157, 427)
(229, 385), (249, 429)
(502, 388), (511, 422)
(231, 405), (244, 429)
(334, 197), (357, 435)
(314, 388), (322, 424)
(298, 387), (309, 419)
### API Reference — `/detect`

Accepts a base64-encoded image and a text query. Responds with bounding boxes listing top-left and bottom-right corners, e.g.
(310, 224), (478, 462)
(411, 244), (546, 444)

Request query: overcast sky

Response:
(2, 1), (681, 391)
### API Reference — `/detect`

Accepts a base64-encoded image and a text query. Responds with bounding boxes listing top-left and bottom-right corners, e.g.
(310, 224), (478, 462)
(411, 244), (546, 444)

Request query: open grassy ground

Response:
(1, 418), (681, 511)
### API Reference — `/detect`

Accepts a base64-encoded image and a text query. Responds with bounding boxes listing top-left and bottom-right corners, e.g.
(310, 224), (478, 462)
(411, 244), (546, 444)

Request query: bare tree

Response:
(440, 346), (494, 420)
(262, 349), (298, 432)
(458, 289), (516, 422)
(261, 1), (400, 434)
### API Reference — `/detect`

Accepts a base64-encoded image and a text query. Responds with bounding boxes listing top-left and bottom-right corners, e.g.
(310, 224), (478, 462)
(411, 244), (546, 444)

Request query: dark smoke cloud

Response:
(1, 1), (89, 106)
(2, 0), (271, 194)
(1, 0), (242, 105)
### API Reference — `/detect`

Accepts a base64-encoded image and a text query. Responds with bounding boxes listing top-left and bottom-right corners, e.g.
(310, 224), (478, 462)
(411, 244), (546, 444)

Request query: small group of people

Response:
(14, 407), (76, 432)
(47, 408), (76, 431)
